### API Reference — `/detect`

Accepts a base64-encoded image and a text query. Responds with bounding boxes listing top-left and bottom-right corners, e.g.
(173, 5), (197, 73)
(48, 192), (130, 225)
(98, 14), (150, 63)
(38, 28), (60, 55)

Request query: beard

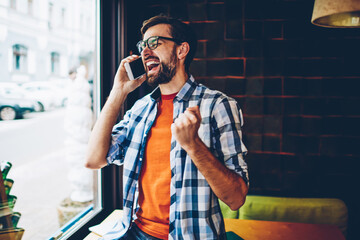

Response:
(146, 46), (177, 87)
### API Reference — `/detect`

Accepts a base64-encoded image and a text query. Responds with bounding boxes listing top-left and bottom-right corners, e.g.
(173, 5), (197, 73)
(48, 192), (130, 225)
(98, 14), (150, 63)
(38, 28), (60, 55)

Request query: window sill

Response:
(84, 209), (123, 240)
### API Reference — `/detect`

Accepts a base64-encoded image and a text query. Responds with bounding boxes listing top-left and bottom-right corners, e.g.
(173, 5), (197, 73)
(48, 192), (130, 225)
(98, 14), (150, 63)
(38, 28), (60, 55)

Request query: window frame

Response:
(12, 44), (28, 72)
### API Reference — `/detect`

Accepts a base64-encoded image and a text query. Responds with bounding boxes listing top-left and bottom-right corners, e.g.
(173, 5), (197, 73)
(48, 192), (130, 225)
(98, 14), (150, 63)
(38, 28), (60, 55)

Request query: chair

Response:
(220, 195), (348, 237)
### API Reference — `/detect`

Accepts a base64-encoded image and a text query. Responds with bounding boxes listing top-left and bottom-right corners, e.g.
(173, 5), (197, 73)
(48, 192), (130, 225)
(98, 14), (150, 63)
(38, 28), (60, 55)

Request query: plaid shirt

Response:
(104, 75), (248, 240)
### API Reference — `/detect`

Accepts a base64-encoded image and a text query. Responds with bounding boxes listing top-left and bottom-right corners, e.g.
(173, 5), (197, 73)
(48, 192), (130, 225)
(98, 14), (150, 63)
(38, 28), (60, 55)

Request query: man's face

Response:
(141, 24), (178, 87)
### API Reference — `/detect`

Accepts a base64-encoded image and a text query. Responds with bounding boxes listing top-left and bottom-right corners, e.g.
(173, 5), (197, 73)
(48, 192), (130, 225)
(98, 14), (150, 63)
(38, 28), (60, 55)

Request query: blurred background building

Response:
(0, 0), (95, 84)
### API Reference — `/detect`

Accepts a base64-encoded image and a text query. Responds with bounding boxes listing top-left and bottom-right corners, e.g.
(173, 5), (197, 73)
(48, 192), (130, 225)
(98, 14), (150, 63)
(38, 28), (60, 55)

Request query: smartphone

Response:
(124, 57), (146, 80)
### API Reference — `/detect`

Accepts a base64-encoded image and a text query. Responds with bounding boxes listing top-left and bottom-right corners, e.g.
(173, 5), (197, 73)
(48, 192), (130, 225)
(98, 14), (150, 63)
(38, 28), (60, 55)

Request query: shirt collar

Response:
(149, 75), (197, 102)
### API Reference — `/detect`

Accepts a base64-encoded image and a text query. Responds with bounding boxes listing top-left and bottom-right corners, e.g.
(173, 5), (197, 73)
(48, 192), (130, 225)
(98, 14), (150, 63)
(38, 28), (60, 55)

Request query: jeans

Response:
(123, 223), (163, 240)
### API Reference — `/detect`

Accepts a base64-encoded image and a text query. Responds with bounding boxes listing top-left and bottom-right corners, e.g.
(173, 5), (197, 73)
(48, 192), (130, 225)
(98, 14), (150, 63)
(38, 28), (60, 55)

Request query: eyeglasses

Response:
(136, 36), (182, 54)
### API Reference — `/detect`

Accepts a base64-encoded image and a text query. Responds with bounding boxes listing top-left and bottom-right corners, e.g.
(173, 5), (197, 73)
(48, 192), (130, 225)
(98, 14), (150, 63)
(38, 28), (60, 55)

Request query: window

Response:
(80, 13), (84, 32)
(50, 52), (60, 75)
(10, 0), (16, 9)
(1, 0), (102, 239)
(12, 44), (28, 72)
(48, 2), (53, 30)
(1, 0), (130, 238)
(28, 0), (33, 15)
(61, 8), (66, 27)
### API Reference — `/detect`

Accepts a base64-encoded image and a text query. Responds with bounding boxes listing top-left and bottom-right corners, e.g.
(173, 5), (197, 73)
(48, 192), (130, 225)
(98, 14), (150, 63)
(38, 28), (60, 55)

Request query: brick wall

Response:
(130, 0), (360, 239)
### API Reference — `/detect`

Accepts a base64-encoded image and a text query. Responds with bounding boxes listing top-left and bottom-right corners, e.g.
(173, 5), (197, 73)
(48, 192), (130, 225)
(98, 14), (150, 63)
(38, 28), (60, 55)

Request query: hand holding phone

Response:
(124, 57), (146, 80)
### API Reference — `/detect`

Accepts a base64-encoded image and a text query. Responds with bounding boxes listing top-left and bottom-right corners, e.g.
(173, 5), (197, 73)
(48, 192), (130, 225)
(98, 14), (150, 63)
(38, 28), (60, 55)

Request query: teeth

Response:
(146, 61), (159, 67)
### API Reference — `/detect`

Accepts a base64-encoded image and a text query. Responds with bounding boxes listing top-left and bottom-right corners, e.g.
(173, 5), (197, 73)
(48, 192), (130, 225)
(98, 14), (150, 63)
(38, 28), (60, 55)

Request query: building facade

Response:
(0, 0), (95, 84)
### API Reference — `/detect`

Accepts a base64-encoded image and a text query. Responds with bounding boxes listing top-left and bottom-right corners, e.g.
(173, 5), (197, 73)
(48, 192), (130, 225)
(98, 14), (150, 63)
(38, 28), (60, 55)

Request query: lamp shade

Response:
(311, 0), (360, 28)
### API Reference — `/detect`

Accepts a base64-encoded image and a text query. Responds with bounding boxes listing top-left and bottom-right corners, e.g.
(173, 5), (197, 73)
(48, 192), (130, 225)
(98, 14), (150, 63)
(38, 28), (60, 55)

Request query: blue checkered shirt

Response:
(103, 75), (248, 240)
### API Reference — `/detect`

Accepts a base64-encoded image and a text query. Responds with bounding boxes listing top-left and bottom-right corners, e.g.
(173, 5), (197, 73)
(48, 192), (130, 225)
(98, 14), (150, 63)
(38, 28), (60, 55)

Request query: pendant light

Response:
(311, 0), (360, 28)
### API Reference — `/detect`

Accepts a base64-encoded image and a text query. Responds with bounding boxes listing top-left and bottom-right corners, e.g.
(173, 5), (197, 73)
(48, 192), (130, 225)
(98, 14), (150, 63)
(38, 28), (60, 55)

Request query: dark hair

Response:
(141, 15), (197, 73)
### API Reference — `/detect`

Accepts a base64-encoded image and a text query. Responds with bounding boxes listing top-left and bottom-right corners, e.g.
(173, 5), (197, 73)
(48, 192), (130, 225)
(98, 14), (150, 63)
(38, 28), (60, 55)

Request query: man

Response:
(86, 15), (249, 240)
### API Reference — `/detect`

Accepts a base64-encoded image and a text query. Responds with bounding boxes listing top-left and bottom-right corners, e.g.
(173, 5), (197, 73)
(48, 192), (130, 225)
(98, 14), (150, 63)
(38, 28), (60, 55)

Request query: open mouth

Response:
(146, 61), (160, 73)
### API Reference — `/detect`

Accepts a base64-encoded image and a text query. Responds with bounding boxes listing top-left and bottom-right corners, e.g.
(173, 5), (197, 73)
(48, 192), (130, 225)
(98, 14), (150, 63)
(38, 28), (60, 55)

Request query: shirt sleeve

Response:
(106, 109), (132, 166)
(211, 96), (249, 186)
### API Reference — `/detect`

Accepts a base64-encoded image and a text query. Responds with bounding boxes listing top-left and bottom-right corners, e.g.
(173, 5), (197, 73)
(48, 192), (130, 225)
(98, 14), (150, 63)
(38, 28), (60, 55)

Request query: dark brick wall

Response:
(130, 0), (360, 239)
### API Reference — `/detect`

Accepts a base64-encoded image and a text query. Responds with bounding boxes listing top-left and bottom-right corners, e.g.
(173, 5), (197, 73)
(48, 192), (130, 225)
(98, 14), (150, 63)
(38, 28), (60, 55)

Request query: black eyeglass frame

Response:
(136, 36), (182, 54)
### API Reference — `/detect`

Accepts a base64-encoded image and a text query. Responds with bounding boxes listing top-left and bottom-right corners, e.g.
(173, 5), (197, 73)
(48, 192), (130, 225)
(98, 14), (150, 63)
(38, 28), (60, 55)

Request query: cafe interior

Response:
(2, 0), (357, 239)
(80, 0), (360, 239)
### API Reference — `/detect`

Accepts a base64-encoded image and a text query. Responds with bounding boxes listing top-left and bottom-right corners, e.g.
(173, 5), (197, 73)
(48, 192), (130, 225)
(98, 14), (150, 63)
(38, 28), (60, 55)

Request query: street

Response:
(0, 109), (66, 165)
(1, 109), (72, 239)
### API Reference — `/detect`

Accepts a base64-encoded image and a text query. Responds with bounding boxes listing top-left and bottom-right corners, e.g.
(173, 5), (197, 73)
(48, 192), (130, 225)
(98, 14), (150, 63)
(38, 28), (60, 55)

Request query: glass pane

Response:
(0, 0), (98, 239)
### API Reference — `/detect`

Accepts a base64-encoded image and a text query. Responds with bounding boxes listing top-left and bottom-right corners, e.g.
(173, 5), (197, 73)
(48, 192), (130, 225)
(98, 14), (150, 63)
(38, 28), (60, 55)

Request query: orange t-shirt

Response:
(135, 92), (177, 239)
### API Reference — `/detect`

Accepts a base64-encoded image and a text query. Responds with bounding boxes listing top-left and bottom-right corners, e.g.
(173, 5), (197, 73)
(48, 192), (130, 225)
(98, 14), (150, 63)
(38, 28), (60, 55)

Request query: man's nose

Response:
(141, 45), (152, 57)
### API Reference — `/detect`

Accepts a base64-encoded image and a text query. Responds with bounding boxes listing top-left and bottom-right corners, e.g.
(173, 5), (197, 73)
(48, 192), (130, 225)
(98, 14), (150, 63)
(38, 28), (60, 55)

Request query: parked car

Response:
(0, 96), (36, 120)
(0, 82), (53, 111)
(21, 81), (68, 108)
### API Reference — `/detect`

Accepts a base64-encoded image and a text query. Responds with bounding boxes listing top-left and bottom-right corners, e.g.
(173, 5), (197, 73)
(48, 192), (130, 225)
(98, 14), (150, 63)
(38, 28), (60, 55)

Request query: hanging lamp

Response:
(311, 0), (360, 28)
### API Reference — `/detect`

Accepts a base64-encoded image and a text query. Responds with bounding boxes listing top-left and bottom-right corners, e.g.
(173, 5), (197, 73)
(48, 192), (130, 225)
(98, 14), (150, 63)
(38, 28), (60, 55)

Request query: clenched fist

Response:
(171, 106), (202, 150)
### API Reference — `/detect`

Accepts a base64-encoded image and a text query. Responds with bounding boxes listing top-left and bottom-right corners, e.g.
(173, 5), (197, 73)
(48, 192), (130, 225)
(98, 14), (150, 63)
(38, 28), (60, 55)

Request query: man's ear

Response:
(177, 42), (190, 60)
